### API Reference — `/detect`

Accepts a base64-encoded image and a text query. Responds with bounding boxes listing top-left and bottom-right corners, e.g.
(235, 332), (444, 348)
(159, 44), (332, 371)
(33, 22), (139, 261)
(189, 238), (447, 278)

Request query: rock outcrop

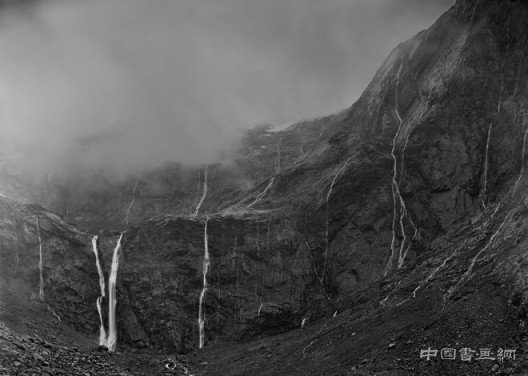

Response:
(3, 3), (528, 374)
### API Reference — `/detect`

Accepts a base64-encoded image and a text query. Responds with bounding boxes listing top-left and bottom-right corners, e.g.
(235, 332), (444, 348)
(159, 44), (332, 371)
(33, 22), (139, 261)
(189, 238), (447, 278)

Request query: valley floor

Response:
(0, 287), (194, 376)
(2, 281), (528, 376)
(185, 285), (528, 376)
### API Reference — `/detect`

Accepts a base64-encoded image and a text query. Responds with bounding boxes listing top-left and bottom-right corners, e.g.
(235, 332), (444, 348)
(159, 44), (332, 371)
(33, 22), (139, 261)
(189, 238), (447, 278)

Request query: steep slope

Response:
(116, 0), (528, 359)
(3, 0), (528, 375)
(10, 119), (324, 231)
(177, 0), (528, 373)
(0, 196), (198, 375)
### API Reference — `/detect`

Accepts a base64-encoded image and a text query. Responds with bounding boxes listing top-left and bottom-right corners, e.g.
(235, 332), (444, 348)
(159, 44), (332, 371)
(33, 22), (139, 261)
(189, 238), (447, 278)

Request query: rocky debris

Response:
(0, 325), (129, 376)
(0, 324), (197, 376)
(2, 0), (528, 374)
(187, 286), (528, 376)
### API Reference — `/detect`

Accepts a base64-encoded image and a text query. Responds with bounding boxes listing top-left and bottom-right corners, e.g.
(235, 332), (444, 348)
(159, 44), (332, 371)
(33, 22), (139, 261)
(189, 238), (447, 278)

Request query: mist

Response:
(0, 0), (453, 176)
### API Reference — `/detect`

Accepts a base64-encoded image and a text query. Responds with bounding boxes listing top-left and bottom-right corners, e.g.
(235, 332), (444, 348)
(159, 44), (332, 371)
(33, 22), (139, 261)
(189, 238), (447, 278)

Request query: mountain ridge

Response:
(3, 0), (528, 374)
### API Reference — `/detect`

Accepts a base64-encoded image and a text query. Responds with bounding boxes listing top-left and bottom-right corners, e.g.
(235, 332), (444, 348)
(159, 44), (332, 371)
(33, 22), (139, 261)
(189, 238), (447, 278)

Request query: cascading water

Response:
(396, 187), (418, 269)
(323, 158), (351, 278)
(386, 62), (406, 275)
(396, 186), (408, 267)
(276, 140), (282, 174)
(514, 38), (528, 96)
(480, 58), (508, 208)
(107, 233), (124, 352)
(35, 214), (44, 300)
(89, 177), (135, 351)
(96, 298), (106, 345)
(298, 142), (306, 159)
(198, 218), (210, 349)
(398, 102), (431, 268)
(91, 235), (108, 347)
(446, 119), (528, 299)
(194, 166), (208, 217)
(258, 303), (263, 317)
(247, 177), (275, 209)
(194, 166), (211, 350)
(124, 180), (139, 226)
(383, 60), (419, 274)
(479, 122), (493, 209)
(92, 236), (106, 299)
(412, 244), (463, 298)
(399, 85), (433, 183)
(47, 305), (62, 322)
(446, 214), (509, 299)
(443, 110), (528, 299)
(513, 122), (528, 194)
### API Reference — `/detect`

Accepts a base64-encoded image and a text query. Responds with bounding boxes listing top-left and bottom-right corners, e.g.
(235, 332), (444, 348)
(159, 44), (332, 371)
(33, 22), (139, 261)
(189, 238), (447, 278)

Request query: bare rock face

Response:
(119, 215), (316, 352)
(0, 198), (96, 330)
(3, 1), (528, 366)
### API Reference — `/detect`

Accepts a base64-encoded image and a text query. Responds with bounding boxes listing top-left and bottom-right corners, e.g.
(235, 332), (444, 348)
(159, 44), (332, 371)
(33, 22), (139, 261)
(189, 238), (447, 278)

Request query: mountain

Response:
(2, 0), (528, 374)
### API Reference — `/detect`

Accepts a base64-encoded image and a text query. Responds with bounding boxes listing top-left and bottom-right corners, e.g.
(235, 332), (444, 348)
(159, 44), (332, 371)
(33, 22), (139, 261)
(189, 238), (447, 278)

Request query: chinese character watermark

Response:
(420, 347), (516, 362)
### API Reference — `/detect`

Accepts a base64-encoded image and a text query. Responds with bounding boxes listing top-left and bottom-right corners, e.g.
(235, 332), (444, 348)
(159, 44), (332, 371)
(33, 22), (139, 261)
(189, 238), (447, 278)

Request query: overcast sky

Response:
(0, 0), (453, 173)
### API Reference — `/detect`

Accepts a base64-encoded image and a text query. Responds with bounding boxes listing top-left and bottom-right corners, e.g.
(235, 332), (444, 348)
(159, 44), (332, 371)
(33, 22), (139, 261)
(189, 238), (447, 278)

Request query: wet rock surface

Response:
(2, 0), (528, 375)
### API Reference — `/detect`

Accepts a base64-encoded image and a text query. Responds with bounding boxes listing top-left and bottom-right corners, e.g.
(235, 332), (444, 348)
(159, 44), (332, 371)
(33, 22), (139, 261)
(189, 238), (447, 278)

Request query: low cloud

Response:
(0, 0), (453, 176)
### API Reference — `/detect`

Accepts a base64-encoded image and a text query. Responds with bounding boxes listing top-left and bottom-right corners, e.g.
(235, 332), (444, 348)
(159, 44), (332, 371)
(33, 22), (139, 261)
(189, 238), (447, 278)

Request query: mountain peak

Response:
(4, 1), (528, 375)
(455, 0), (528, 24)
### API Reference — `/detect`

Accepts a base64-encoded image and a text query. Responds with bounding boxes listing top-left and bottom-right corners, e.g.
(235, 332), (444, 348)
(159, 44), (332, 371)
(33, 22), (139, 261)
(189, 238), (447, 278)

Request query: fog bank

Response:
(0, 0), (453, 176)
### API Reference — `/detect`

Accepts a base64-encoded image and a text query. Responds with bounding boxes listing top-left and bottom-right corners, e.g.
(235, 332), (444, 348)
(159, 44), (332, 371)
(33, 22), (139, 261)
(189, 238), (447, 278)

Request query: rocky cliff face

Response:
(3, 0), (528, 373)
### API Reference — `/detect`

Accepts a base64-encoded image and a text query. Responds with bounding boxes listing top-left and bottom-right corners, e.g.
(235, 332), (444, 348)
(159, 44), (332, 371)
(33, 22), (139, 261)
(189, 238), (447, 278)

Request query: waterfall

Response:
(447, 118), (528, 298)
(198, 218), (210, 349)
(301, 318), (307, 328)
(396, 92), (431, 269)
(386, 62), (406, 276)
(384, 60), (418, 274)
(479, 122), (493, 209)
(323, 157), (351, 278)
(47, 305), (62, 322)
(513, 125), (528, 194)
(412, 244), (463, 298)
(480, 60), (506, 208)
(194, 166), (208, 217)
(396, 186), (417, 269)
(91, 235), (108, 347)
(386, 186), (399, 276)
(96, 297), (107, 346)
(106, 233), (124, 352)
(35, 214), (44, 300)
(257, 303), (263, 317)
(447, 214), (509, 299)
(276, 141), (282, 174)
(124, 180), (139, 226)
(445, 118), (528, 299)
(247, 177), (275, 208)
(299, 142), (306, 159)
(514, 38), (528, 96)
(489, 120), (528, 219)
